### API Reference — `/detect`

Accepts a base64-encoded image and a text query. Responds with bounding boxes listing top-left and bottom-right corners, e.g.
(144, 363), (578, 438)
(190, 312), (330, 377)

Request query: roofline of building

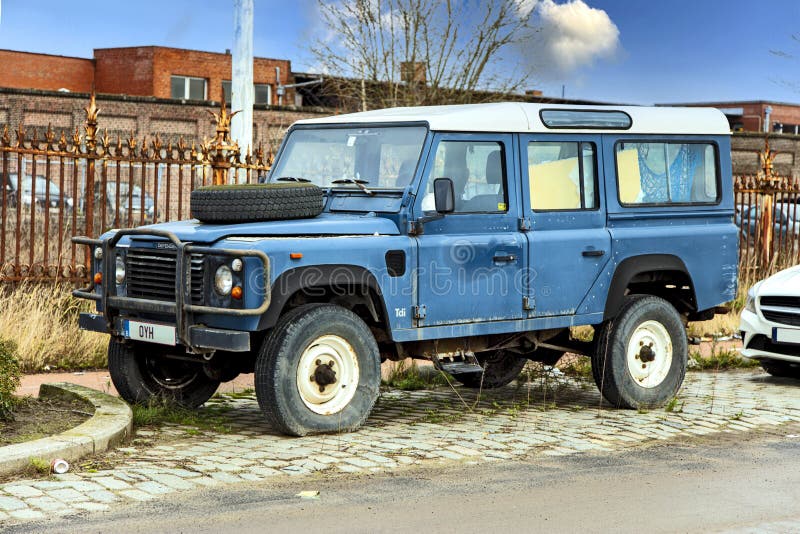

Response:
(291, 71), (619, 106)
(658, 100), (800, 108)
(92, 45), (290, 64)
(0, 48), (93, 62)
(0, 86), (330, 115)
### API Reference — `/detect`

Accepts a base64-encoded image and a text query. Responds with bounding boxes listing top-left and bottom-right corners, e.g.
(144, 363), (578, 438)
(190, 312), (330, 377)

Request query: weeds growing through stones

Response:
(689, 343), (759, 371)
(27, 457), (49, 475)
(382, 360), (450, 391)
(131, 397), (232, 434)
(664, 396), (684, 413)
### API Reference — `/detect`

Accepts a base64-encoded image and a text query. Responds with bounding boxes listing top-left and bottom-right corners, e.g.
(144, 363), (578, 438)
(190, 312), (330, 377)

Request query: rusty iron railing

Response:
(0, 93), (271, 282)
(735, 138), (800, 287)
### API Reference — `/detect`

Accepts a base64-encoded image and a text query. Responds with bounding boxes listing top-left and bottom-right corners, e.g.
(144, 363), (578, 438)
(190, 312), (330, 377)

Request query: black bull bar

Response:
(72, 228), (270, 350)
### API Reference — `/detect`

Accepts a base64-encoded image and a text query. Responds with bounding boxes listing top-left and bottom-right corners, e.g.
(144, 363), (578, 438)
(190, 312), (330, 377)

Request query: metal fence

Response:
(735, 173), (800, 287)
(0, 94), (271, 282)
(734, 139), (800, 287)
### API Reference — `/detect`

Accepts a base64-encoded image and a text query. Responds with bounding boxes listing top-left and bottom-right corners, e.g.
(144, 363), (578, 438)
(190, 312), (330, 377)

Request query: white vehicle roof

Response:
(295, 102), (730, 136)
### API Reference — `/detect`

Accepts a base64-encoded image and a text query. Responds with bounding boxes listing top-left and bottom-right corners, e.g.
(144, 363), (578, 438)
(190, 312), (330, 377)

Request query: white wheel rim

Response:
(296, 335), (360, 415)
(626, 320), (673, 389)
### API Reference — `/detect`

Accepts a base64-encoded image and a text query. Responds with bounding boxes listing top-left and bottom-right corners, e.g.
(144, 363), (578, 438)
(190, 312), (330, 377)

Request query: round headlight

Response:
(214, 265), (233, 295)
(115, 255), (126, 284)
(231, 258), (243, 272)
(94, 247), (103, 260)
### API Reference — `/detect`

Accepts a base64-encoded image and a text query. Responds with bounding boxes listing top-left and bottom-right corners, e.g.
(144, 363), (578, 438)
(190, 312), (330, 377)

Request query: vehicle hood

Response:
(757, 264), (800, 297)
(127, 213), (400, 243)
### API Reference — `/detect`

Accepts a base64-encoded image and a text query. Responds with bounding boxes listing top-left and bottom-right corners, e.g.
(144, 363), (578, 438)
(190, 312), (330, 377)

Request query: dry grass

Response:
(0, 283), (106, 372)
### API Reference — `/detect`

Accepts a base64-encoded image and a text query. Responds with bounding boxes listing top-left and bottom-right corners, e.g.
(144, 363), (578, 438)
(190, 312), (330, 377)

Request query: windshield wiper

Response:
(276, 176), (311, 183)
(331, 178), (374, 195)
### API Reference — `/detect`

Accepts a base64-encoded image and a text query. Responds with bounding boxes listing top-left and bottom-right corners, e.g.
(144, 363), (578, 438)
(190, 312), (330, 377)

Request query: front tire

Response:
(107, 339), (220, 408)
(591, 295), (687, 409)
(255, 304), (381, 436)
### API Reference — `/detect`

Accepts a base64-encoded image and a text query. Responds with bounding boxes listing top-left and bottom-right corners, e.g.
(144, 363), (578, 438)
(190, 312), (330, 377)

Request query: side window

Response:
(616, 142), (719, 205)
(423, 141), (508, 213)
(528, 141), (598, 211)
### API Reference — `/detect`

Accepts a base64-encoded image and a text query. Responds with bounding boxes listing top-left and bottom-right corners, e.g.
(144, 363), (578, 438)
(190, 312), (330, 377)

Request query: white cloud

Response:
(530, 0), (620, 78)
(513, 0), (539, 20)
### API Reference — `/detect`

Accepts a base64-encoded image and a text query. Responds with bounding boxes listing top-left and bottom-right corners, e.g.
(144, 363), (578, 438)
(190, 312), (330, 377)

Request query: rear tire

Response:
(591, 295), (687, 409)
(451, 350), (527, 389)
(254, 304), (381, 436)
(107, 339), (220, 408)
(762, 360), (800, 379)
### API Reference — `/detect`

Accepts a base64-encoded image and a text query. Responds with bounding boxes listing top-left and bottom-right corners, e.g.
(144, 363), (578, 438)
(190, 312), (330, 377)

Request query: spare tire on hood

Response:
(190, 183), (324, 223)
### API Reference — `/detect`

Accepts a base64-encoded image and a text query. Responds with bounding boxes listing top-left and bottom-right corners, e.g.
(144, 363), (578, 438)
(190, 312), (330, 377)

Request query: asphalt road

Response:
(10, 424), (800, 534)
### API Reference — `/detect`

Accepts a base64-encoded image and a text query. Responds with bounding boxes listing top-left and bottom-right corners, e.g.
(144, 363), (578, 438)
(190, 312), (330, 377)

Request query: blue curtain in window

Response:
(638, 144), (699, 203)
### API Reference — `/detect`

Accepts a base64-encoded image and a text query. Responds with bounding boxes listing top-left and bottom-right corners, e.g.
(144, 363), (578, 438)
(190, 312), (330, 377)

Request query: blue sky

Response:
(0, 0), (799, 105)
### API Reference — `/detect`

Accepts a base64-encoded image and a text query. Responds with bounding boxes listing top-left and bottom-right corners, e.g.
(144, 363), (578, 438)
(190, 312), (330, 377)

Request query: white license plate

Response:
(774, 327), (800, 345)
(124, 320), (176, 346)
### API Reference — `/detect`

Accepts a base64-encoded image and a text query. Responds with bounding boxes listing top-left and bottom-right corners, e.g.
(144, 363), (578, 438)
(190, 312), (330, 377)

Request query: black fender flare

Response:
(258, 265), (390, 333)
(603, 254), (695, 321)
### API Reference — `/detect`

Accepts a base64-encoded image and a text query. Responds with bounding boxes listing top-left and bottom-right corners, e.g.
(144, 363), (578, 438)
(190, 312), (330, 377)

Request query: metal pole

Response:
(231, 0), (254, 183)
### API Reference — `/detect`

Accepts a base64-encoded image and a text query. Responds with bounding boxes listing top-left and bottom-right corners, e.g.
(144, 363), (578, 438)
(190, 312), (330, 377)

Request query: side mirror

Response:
(433, 177), (455, 214)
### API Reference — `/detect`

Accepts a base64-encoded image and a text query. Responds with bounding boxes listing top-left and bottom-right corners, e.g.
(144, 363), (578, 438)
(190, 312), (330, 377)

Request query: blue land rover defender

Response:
(74, 104), (738, 436)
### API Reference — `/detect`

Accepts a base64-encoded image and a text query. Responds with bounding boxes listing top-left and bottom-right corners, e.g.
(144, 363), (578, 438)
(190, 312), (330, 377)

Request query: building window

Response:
(222, 81), (272, 105)
(170, 76), (207, 100)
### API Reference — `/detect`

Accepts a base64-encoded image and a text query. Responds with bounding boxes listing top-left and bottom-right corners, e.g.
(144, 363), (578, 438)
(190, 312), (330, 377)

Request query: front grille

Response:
(761, 296), (800, 308)
(760, 295), (800, 327)
(762, 310), (800, 327)
(126, 247), (204, 304)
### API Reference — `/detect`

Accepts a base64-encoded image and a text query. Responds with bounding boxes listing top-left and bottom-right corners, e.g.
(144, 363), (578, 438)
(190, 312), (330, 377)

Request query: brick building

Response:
(669, 100), (800, 134)
(0, 46), (326, 153)
(0, 46), (295, 106)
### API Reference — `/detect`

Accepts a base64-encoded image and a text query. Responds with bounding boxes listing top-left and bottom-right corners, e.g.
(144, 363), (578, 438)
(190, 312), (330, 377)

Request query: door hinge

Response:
(413, 305), (427, 320)
(523, 296), (535, 311)
(518, 217), (531, 231)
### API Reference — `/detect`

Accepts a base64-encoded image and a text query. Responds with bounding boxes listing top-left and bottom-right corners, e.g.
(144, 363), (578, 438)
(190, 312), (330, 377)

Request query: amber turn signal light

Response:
(231, 286), (243, 300)
(289, 252), (303, 260)
(93, 272), (102, 285)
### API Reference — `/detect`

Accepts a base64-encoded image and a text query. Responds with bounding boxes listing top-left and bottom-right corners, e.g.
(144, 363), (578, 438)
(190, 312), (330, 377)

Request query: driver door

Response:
(412, 133), (526, 326)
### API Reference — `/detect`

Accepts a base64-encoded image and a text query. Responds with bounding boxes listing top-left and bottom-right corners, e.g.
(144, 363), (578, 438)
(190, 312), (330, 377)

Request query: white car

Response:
(740, 265), (800, 377)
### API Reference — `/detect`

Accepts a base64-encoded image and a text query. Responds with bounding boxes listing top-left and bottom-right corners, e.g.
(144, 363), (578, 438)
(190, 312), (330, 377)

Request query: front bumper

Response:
(73, 228), (270, 352)
(740, 308), (800, 363)
(79, 313), (251, 352)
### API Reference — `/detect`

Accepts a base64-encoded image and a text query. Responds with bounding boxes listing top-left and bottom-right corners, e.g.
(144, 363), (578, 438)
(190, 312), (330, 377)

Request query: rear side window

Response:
(528, 141), (598, 211)
(616, 142), (719, 205)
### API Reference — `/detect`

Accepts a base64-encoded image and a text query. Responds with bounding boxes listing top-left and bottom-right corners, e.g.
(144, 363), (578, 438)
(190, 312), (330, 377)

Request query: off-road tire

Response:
(190, 183), (323, 223)
(591, 295), (687, 409)
(451, 350), (527, 389)
(254, 304), (381, 436)
(107, 338), (220, 408)
(761, 360), (800, 379)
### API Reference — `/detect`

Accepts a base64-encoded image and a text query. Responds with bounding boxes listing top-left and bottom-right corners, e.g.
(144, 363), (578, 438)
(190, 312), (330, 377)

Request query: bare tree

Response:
(311, 0), (536, 110)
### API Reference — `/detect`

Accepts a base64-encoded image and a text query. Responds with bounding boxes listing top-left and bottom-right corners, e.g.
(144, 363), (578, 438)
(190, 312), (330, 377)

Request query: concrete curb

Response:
(0, 383), (133, 478)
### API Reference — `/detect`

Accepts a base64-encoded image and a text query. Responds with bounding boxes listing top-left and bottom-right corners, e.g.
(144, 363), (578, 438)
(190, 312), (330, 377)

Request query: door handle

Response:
(493, 254), (517, 263)
(582, 249), (605, 257)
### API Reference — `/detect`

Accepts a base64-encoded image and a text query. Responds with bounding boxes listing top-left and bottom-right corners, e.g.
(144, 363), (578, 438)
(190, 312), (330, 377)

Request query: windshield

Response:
(269, 126), (427, 189)
(22, 177), (61, 196)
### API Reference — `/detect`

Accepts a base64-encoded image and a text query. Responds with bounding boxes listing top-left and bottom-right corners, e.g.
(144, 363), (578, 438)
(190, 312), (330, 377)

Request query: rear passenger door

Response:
(520, 135), (611, 317)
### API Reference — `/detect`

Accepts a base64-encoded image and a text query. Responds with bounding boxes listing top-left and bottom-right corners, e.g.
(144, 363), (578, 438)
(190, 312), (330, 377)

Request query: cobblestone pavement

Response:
(1, 370), (799, 524)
